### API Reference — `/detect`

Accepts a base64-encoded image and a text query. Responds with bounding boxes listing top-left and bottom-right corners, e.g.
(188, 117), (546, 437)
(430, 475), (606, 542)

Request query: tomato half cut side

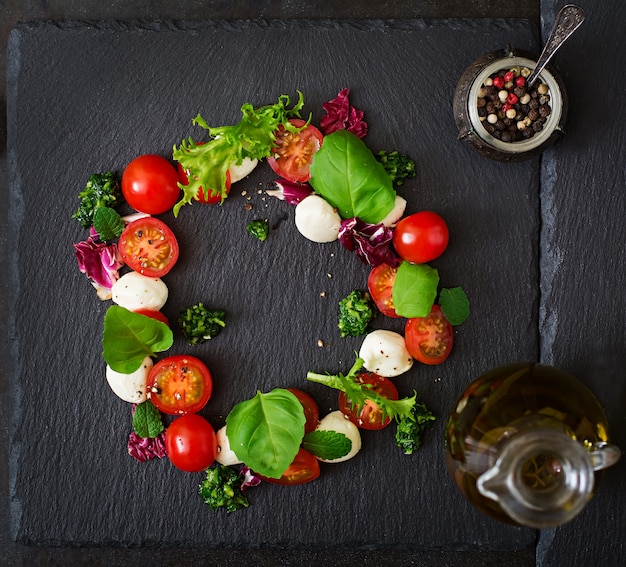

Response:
(147, 355), (213, 415)
(338, 372), (399, 430)
(165, 413), (217, 473)
(367, 263), (401, 318)
(259, 448), (320, 486)
(287, 388), (320, 434)
(405, 304), (454, 365)
(267, 118), (323, 183)
(119, 216), (179, 278)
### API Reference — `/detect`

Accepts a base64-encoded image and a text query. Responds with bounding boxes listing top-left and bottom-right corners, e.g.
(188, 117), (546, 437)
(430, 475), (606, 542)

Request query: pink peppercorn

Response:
(504, 71), (515, 82)
(502, 103), (512, 112)
(493, 76), (505, 89)
(515, 76), (526, 87)
(507, 92), (519, 105)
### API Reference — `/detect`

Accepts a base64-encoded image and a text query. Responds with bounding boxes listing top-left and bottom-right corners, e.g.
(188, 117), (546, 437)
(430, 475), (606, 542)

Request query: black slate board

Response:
(7, 19), (541, 550)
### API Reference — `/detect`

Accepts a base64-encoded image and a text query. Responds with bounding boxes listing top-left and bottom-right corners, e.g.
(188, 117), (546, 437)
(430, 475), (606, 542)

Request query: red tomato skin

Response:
(133, 308), (170, 327)
(393, 211), (449, 264)
(177, 158), (232, 204)
(260, 447), (321, 485)
(405, 305), (454, 365)
(118, 216), (179, 278)
(267, 118), (323, 183)
(367, 263), (401, 318)
(287, 388), (320, 434)
(147, 355), (213, 415)
(122, 154), (181, 215)
(166, 413), (217, 473)
(338, 373), (399, 430)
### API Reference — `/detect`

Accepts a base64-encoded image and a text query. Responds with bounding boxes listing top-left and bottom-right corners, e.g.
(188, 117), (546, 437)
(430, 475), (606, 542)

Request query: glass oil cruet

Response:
(444, 363), (621, 528)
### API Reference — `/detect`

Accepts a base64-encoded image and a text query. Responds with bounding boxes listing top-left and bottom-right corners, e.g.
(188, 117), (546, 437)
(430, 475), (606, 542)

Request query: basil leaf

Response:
(309, 130), (396, 224)
(392, 262), (439, 318)
(225, 389), (306, 479)
(93, 206), (125, 241)
(132, 400), (164, 439)
(102, 306), (173, 373)
(302, 429), (352, 461)
(439, 286), (470, 326)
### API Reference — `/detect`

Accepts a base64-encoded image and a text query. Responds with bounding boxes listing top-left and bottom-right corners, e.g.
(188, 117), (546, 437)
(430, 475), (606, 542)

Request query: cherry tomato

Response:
(147, 355), (213, 415)
(405, 304), (454, 365)
(392, 211), (449, 264)
(118, 216), (179, 278)
(259, 447), (320, 485)
(121, 154), (180, 214)
(165, 413), (217, 473)
(267, 118), (323, 183)
(338, 372), (399, 430)
(176, 148), (232, 204)
(287, 388), (320, 434)
(133, 308), (170, 326)
(367, 263), (401, 318)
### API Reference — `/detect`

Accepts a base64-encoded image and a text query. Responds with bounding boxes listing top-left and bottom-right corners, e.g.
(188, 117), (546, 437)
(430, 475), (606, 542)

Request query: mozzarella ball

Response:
(105, 357), (152, 403)
(359, 329), (413, 377)
(215, 426), (243, 466)
(111, 271), (168, 311)
(380, 195), (407, 227)
(228, 157), (258, 183)
(294, 195), (342, 243)
(315, 410), (362, 463)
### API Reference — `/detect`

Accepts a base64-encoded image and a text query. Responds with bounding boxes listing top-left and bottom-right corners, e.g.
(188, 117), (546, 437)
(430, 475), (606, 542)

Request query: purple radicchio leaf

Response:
(338, 217), (400, 267)
(73, 236), (123, 289)
(320, 88), (368, 138)
(128, 431), (167, 462)
(239, 465), (262, 491)
(266, 178), (313, 205)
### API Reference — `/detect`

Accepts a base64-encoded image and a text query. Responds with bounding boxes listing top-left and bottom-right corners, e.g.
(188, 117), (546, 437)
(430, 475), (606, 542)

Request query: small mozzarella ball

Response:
(111, 271), (168, 311)
(228, 157), (258, 183)
(359, 329), (413, 378)
(105, 357), (152, 403)
(380, 195), (407, 227)
(215, 426), (243, 466)
(294, 195), (342, 243)
(315, 411), (362, 463)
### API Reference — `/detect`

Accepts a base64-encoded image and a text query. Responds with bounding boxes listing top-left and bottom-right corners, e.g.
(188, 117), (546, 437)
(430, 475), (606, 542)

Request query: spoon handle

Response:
(527, 4), (585, 87)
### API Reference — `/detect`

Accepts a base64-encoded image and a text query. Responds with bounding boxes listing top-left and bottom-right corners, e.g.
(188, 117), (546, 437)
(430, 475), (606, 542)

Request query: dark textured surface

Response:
(5, 14), (544, 564)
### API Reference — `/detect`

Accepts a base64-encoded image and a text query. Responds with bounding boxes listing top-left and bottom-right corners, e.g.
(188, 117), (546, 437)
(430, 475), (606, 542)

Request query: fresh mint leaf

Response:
(439, 287), (470, 326)
(225, 389), (306, 479)
(93, 206), (125, 241)
(302, 429), (352, 460)
(391, 262), (439, 318)
(132, 400), (164, 439)
(102, 306), (173, 373)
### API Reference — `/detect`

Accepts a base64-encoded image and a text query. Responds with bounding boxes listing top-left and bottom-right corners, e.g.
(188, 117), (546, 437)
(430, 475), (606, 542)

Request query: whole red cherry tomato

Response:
(393, 211), (449, 264)
(122, 154), (180, 214)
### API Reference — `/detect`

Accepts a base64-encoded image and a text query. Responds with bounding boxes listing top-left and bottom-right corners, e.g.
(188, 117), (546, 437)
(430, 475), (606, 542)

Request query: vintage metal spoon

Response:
(527, 4), (585, 87)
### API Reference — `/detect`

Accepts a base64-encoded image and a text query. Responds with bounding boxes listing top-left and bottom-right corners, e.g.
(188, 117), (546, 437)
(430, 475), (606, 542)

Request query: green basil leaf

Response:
(302, 429), (351, 460)
(392, 262), (439, 318)
(132, 400), (164, 439)
(93, 206), (125, 241)
(102, 306), (173, 373)
(439, 286), (470, 326)
(225, 389), (306, 479)
(309, 130), (396, 224)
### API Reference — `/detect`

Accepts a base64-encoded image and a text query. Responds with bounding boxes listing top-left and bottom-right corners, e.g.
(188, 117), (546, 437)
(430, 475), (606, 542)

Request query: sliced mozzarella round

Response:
(294, 195), (342, 243)
(315, 410), (362, 463)
(105, 357), (152, 403)
(228, 157), (258, 183)
(215, 426), (243, 466)
(359, 329), (414, 377)
(111, 271), (168, 311)
(380, 195), (407, 227)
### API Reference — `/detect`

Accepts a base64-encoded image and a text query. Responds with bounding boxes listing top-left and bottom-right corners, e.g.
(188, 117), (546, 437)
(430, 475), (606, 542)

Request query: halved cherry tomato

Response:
(166, 413), (217, 472)
(259, 447), (320, 485)
(147, 355), (213, 415)
(392, 211), (449, 264)
(267, 118), (323, 183)
(118, 216), (179, 278)
(133, 308), (170, 326)
(287, 388), (320, 434)
(176, 147), (232, 204)
(121, 154), (180, 215)
(338, 372), (399, 430)
(367, 263), (401, 318)
(405, 304), (454, 365)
